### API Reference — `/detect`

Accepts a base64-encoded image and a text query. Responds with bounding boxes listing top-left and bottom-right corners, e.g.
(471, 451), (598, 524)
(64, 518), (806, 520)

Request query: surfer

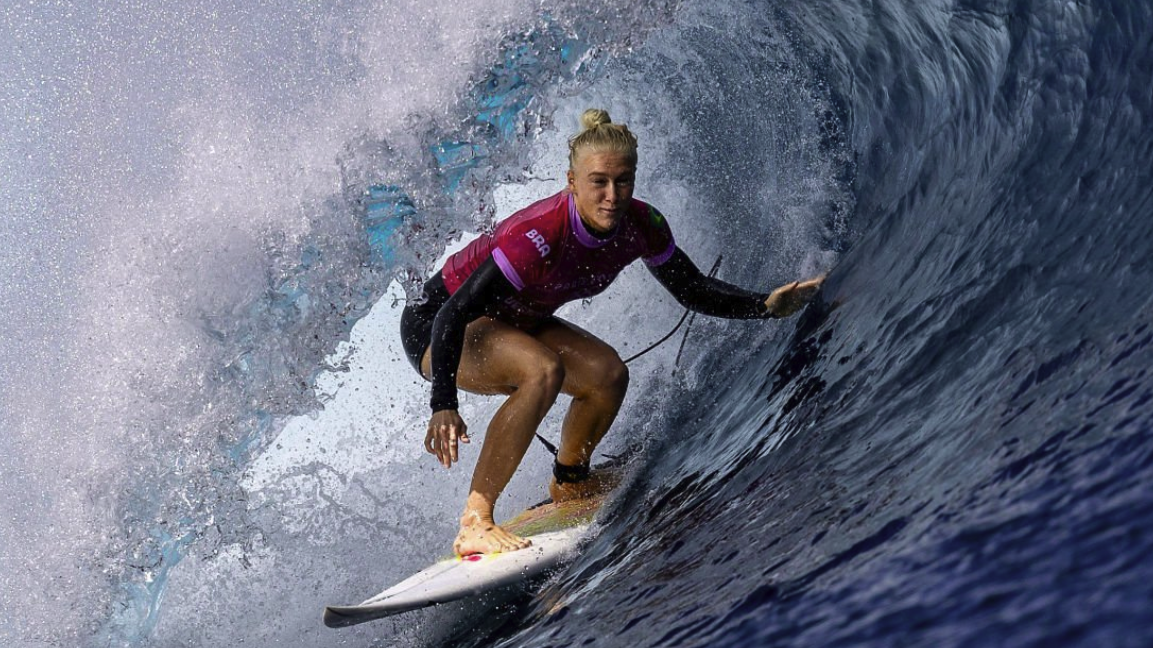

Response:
(400, 109), (824, 555)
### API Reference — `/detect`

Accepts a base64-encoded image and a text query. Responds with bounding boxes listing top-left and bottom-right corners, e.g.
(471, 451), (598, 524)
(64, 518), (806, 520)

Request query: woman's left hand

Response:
(764, 276), (825, 318)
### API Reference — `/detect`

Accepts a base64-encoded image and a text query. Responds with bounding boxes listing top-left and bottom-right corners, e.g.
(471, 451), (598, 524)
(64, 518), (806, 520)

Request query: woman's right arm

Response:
(425, 257), (516, 467)
(429, 257), (517, 410)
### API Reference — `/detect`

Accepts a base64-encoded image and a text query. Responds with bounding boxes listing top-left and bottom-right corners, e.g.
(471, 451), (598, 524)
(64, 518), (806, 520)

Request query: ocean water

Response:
(2, 0), (1151, 646)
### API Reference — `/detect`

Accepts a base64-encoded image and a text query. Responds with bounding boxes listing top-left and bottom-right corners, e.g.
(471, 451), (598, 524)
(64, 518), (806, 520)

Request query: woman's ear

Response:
(566, 169), (575, 191)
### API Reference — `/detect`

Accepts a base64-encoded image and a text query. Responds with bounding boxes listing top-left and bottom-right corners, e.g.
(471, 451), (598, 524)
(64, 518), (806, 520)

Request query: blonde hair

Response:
(567, 108), (638, 168)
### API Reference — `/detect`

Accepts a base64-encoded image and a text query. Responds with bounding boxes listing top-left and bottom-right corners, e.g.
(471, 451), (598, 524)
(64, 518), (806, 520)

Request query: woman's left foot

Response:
(548, 467), (621, 503)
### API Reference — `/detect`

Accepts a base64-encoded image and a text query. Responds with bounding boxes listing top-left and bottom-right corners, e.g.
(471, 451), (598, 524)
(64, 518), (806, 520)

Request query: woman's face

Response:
(567, 150), (636, 233)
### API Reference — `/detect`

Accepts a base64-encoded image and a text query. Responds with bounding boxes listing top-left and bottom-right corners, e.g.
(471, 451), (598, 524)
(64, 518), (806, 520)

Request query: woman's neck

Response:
(579, 212), (616, 239)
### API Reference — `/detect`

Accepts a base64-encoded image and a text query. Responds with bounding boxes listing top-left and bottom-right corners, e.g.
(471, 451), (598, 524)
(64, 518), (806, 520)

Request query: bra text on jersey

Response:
(525, 229), (551, 257)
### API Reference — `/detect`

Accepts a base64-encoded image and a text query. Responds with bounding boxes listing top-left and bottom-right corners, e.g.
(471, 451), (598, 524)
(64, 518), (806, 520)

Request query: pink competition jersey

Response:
(440, 191), (676, 327)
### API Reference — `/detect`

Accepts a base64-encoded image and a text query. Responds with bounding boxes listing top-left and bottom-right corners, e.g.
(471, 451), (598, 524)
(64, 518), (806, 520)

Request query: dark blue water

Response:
(440, 1), (1153, 646)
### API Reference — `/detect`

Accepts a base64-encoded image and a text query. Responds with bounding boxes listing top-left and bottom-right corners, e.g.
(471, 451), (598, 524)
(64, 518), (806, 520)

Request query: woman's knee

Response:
(521, 352), (566, 396)
(588, 355), (629, 400)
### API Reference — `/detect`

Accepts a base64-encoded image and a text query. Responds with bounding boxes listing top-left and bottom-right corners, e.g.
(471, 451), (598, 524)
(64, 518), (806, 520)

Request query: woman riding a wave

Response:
(400, 108), (824, 555)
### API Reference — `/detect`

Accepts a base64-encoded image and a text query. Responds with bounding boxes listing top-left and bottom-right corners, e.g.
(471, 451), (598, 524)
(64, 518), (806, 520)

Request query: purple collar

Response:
(568, 192), (616, 248)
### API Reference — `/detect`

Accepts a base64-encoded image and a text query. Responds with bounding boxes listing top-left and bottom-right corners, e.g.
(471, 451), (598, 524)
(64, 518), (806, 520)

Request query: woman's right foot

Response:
(454, 510), (532, 556)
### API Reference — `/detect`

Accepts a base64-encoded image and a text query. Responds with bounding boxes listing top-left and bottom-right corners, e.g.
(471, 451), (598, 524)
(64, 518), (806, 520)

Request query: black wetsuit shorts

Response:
(399, 272), (450, 375)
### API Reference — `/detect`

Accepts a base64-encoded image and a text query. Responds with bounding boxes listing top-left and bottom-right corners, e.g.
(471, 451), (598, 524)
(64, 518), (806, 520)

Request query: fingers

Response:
(786, 276), (825, 300)
(789, 277), (824, 293)
(437, 423), (457, 468)
(766, 275), (827, 318)
(426, 416), (469, 468)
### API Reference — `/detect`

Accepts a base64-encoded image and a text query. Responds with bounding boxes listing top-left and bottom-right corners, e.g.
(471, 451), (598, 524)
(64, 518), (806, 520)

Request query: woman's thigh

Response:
(420, 316), (562, 396)
(531, 317), (627, 397)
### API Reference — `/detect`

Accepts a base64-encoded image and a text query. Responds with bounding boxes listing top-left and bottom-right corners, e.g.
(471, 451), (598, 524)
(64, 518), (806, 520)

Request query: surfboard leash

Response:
(621, 254), (723, 364)
(533, 432), (559, 456)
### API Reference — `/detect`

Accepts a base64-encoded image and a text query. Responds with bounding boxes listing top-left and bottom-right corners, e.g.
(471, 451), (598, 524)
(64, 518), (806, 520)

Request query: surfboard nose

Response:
(323, 606), (362, 628)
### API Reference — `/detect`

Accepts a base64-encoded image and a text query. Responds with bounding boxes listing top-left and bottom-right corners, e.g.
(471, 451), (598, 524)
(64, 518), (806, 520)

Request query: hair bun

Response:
(580, 108), (612, 131)
(567, 108), (637, 167)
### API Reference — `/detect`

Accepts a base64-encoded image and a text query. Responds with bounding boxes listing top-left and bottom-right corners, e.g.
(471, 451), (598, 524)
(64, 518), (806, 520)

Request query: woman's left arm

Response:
(648, 248), (823, 319)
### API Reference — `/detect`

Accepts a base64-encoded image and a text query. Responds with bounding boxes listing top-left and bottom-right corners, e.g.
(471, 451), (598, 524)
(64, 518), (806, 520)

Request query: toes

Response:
(496, 532), (519, 552)
(455, 523), (531, 555)
(491, 528), (529, 552)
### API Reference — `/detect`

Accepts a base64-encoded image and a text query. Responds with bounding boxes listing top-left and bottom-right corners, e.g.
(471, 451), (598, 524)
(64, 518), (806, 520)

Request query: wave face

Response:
(2, 0), (1151, 646)
(473, 1), (1153, 647)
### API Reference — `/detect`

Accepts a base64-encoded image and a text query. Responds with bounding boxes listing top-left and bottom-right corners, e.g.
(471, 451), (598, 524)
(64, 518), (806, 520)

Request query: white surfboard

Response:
(323, 526), (587, 628)
(323, 487), (613, 628)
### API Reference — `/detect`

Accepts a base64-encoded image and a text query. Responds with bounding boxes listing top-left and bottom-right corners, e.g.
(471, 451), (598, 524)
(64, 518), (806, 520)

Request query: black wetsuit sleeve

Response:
(429, 257), (518, 413)
(648, 247), (772, 319)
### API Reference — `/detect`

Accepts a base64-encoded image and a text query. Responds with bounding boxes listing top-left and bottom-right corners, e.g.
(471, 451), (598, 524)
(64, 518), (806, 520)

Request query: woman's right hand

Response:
(425, 409), (470, 468)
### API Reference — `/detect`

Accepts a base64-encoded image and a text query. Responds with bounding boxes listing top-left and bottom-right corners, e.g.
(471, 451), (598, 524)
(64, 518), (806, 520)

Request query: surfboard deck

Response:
(323, 492), (606, 628)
